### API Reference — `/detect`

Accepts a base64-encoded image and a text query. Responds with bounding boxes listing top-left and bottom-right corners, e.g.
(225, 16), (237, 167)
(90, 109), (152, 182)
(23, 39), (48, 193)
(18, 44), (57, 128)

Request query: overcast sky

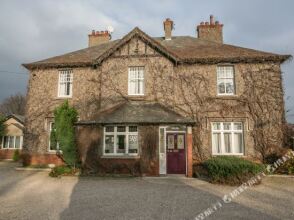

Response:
(0, 0), (293, 121)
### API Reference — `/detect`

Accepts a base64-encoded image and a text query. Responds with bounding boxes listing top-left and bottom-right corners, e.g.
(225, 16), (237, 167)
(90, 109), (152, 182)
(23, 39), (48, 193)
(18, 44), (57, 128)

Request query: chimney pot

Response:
(88, 29), (111, 47)
(163, 18), (173, 40)
(197, 15), (223, 43)
(210, 15), (215, 25)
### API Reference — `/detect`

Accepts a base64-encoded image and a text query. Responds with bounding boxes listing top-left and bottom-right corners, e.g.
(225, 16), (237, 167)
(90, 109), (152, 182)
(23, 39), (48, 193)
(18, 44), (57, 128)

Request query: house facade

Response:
(0, 114), (24, 159)
(23, 16), (290, 176)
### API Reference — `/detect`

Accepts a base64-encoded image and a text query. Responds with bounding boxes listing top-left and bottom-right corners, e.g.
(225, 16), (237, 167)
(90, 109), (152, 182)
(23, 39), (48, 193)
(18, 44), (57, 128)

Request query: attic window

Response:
(58, 69), (73, 98)
(128, 67), (144, 95)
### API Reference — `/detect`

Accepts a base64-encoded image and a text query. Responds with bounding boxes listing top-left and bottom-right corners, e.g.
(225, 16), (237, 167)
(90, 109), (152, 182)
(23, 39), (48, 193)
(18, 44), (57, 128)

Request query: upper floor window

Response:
(128, 67), (144, 95)
(217, 66), (235, 95)
(58, 69), (73, 97)
(211, 122), (244, 155)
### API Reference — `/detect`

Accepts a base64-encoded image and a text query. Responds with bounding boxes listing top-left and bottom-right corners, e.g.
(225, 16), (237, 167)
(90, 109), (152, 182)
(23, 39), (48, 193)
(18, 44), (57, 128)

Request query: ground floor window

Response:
(1, 136), (23, 149)
(211, 122), (244, 155)
(48, 122), (60, 151)
(104, 126), (138, 155)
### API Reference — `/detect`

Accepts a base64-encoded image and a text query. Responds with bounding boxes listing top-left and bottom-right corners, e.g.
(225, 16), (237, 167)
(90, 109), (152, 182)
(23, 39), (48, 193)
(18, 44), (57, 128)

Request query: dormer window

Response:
(128, 67), (144, 95)
(217, 66), (235, 95)
(58, 69), (73, 98)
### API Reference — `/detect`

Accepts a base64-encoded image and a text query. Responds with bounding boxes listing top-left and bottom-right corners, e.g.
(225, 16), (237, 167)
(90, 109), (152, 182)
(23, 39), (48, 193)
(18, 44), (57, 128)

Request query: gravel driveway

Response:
(0, 161), (293, 220)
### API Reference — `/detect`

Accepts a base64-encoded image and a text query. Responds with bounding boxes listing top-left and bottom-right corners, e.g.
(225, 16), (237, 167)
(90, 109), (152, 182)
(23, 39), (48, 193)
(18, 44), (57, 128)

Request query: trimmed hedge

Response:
(202, 156), (264, 185)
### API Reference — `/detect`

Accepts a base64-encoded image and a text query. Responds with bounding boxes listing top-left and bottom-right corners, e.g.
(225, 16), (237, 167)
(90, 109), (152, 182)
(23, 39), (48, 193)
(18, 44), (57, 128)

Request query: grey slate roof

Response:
(7, 114), (25, 124)
(23, 27), (291, 69)
(76, 102), (195, 125)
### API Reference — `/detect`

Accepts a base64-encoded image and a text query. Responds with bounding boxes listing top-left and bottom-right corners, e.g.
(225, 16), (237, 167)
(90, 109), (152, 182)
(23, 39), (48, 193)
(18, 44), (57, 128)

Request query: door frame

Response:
(159, 126), (187, 175)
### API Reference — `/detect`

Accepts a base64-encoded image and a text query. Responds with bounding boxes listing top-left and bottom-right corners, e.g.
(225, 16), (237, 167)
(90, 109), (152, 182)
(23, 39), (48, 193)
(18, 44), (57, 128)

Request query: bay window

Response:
(104, 126), (138, 155)
(1, 136), (23, 149)
(211, 122), (244, 155)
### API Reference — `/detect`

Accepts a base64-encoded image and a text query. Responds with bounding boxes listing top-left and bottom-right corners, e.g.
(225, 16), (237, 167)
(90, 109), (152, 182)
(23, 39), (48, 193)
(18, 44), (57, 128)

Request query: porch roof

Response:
(76, 101), (195, 125)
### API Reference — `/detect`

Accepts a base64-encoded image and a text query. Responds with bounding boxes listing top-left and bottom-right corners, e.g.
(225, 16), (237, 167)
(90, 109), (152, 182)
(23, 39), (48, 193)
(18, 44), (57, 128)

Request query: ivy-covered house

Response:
(22, 15), (290, 176)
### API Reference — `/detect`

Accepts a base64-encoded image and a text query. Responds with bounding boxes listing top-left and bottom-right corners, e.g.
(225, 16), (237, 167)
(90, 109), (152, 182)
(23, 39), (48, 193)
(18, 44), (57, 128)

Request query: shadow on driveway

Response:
(59, 176), (281, 220)
(0, 161), (37, 197)
(0, 161), (291, 220)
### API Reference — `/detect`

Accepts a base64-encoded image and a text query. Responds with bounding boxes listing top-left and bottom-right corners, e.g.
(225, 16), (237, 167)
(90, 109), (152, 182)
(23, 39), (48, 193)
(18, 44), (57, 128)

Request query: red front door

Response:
(166, 134), (186, 174)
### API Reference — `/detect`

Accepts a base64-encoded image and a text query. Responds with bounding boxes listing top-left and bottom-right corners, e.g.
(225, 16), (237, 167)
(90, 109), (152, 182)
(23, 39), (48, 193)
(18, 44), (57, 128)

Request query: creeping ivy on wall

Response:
(51, 101), (78, 166)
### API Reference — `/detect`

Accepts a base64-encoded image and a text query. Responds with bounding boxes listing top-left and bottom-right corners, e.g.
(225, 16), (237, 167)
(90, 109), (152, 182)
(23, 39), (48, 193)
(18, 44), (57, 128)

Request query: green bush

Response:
(13, 150), (20, 162)
(202, 156), (265, 185)
(52, 101), (78, 166)
(49, 165), (79, 177)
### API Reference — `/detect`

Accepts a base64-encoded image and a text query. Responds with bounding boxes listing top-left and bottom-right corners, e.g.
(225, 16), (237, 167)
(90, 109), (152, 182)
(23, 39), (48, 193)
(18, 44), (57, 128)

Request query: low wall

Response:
(0, 149), (21, 160)
(22, 153), (64, 166)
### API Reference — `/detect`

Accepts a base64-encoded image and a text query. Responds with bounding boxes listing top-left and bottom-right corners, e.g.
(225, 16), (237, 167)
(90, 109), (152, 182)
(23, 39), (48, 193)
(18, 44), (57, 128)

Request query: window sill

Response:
(128, 94), (145, 96)
(127, 95), (145, 100)
(216, 94), (237, 97)
(101, 155), (140, 159)
(47, 151), (57, 154)
(212, 154), (244, 156)
(215, 95), (240, 100)
(55, 97), (72, 100)
(47, 150), (62, 154)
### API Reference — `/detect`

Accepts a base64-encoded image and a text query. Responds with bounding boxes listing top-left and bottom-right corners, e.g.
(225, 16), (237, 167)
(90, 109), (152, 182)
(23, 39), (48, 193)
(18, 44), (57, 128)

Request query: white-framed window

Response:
(104, 125), (139, 156)
(58, 69), (73, 97)
(217, 66), (235, 95)
(1, 136), (23, 149)
(211, 122), (244, 155)
(48, 122), (59, 152)
(128, 67), (144, 95)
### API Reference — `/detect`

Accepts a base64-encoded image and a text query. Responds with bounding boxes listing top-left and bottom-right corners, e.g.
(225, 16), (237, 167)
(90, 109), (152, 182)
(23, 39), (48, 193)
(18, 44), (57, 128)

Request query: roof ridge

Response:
(94, 27), (180, 65)
(22, 28), (292, 69)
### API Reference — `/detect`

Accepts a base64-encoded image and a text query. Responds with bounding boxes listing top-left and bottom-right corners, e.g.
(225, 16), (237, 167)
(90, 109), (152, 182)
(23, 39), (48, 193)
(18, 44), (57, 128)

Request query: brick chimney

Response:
(88, 30), (111, 47)
(197, 15), (223, 43)
(163, 18), (174, 40)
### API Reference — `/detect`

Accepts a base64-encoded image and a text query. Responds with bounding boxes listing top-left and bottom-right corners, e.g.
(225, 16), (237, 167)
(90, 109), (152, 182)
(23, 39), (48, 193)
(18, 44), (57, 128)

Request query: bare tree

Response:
(0, 114), (6, 136)
(0, 93), (26, 115)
